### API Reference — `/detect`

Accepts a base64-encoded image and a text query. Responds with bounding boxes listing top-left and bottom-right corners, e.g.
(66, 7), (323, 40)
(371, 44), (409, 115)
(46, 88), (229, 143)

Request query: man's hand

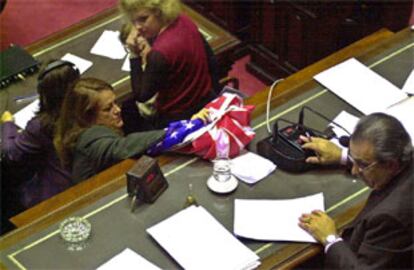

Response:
(1, 111), (14, 123)
(298, 210), (338, 245)
(300, 136), (342, 165)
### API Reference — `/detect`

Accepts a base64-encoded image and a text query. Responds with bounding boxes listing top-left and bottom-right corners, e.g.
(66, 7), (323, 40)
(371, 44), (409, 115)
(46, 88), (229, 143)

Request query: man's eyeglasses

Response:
(348, 154), (378, 173)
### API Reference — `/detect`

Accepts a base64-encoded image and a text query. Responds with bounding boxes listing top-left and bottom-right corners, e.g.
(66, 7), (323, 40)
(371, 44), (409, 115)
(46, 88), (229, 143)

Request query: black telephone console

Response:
(257, 106), (336, 172)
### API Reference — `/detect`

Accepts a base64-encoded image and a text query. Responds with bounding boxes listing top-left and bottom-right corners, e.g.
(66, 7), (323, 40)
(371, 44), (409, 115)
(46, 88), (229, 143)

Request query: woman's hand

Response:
(300, 136), (342, 165)
(191, 108), (210, 124)
(298, 210), (338, 245)
(125, 27), (151, 66)
(1, 111), (14, 123)
(136, 36), (151, 65)
(125, 27), (140, 57)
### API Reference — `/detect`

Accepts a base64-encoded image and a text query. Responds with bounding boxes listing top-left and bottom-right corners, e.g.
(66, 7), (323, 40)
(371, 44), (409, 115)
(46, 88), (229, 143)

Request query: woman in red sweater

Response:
(119, 0), (218, 134)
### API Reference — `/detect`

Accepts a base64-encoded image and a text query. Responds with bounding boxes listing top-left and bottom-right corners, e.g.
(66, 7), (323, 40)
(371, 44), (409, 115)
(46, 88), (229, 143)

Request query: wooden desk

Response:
(0, 5), (240, 114)
(2, 28), (413, 269)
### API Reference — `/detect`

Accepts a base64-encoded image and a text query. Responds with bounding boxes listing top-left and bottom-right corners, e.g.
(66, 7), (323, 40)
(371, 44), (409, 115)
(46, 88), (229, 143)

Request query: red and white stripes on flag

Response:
(175, 93), (255, 159)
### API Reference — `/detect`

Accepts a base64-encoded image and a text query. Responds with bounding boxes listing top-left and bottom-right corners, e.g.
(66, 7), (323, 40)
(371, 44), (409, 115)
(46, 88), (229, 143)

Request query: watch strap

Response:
(324, 236), (343, 253)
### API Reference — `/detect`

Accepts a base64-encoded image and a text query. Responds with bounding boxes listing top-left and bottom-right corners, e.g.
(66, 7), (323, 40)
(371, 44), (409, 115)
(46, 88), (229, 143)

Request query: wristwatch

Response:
(325, 234), (342, 246)
(325, 234), (340, 245)
(324, 234), (343, 253)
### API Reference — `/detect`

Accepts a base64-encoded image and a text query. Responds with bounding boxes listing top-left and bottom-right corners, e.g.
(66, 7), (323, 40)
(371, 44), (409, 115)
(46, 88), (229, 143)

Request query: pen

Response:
(14, 93), (38, 104)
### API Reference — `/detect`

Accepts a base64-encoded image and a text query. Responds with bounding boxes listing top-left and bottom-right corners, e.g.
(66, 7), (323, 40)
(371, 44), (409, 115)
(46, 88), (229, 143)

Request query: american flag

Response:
(147, 93), (255, 159)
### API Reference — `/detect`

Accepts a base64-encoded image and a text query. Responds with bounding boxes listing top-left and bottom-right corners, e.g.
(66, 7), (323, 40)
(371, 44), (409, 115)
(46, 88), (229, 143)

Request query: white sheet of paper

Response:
(90, 30), (127, 59)
(382, 96), (414, 145)
(230, 151), (276, 184)
(234, 193), (324, 242)
(122, 55), (131, 72)
(329, 110), (359, 138)
(61, 53), (93, 74)
(402, 68), (414, 95)
(314, 58), (408, 115)
(14, 99), (39, 129)
(329, 111), (359, 149)
(147, 205), (260, 270)
(97, 248), (160, 270)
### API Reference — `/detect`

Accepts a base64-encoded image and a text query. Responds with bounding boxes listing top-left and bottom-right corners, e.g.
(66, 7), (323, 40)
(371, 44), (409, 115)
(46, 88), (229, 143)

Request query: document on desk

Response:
(234, 193), (324, 242)
(97, 248), (160, 270)
(230, 151), (276, 184)
(382, 97), (414, 144)
(61, 53), (93, 74)
(147, 205), (260, 270)
(329, 110), (359, 138)
(314, 58), (408, 115)
(402, 68), (414, 95)
(14, 99), (39, 129)
(90, 30), (127, 59)
(122, 55), (131, 72)
(328, 111), (359, 149)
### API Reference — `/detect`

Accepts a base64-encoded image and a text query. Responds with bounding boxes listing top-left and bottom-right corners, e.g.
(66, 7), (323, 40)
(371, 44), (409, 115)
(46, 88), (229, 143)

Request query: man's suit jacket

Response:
(325, 159), (414, 269)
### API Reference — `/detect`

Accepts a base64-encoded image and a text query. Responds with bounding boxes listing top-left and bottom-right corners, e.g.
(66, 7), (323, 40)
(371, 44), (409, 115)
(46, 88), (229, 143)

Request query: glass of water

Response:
(213, 158), (231, 182)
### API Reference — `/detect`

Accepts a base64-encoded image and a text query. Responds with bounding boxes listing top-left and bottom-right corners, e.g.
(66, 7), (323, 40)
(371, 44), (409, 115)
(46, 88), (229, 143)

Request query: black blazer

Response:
(325, 158), (414, 269)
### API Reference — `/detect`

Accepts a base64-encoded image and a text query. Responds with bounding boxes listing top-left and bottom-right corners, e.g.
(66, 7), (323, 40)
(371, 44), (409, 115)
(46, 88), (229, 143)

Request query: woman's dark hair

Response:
(54, 77), (113, 166)
(36, 60), (80, 133)
(351, 113), (412, 165)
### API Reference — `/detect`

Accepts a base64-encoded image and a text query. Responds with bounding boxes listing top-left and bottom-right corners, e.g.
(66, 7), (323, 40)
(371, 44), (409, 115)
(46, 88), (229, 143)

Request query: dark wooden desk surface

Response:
(2, 27), (413, 269)
(0, 5), (240, 114)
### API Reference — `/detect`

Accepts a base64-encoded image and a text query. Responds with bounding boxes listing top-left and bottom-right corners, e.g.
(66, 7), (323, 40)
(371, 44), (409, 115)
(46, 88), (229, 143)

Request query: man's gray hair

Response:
(351, 113), (412, 164)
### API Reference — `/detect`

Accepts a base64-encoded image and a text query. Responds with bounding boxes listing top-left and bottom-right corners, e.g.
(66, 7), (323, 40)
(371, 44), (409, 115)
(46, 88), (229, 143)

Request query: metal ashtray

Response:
(59, 216), (91, 251)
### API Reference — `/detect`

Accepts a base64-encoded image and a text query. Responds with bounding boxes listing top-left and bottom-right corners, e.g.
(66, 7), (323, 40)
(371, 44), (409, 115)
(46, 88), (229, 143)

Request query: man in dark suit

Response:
(299, 113), (413, 269)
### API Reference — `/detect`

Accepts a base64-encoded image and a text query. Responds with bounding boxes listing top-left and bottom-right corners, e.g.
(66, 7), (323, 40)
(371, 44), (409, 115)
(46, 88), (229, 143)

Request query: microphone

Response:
(339, 136), (350, 147)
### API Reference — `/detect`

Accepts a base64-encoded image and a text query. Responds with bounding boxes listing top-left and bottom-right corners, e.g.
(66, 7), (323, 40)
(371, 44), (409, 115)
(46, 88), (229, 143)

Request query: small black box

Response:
(126, 155), (168, 203)
(0, 45), (39, 88)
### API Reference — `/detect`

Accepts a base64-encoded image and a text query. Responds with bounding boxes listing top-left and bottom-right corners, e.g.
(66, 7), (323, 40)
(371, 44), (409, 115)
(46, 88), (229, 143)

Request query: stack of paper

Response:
(234, 193), (324, 242)
(230, 151), (276, 184)
(314, 58), (408, 115)
(98, 248), (160, 270)
(90, 30), (127, 59)
(147, 206), (260, 270)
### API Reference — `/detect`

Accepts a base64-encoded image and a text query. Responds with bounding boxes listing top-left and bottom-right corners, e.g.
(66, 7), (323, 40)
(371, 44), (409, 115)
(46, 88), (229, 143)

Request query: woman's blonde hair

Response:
(54, 78), (113, 166)
(119, 0), (182, 24)
(119, 22), (133, 45)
